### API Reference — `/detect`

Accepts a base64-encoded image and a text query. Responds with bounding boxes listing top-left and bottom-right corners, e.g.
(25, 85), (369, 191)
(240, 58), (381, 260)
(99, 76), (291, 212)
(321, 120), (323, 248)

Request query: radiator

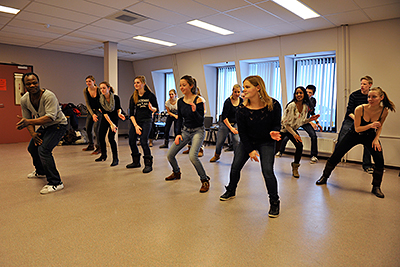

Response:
(285, 136), (336, 156)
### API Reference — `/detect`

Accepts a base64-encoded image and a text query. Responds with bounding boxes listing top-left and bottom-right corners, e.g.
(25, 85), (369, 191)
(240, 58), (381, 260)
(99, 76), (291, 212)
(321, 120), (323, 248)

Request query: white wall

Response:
(132, 18), (400, 167)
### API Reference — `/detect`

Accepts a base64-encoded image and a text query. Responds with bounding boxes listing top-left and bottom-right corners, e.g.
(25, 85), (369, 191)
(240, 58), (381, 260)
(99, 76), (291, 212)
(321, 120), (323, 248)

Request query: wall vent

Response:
(105, 9), (147, 25)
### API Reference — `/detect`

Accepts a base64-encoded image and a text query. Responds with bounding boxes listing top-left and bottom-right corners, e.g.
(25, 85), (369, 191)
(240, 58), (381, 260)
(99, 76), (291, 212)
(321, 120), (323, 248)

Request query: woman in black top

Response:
(316, 87), (395, 198)
(165, 75), (211, 193)
(95, 81), (125, 166)
(210, 84), (243, 162)
(220, 75), (282, 218)
(126, 75), (158, 173)
(83, 75), (102, 154)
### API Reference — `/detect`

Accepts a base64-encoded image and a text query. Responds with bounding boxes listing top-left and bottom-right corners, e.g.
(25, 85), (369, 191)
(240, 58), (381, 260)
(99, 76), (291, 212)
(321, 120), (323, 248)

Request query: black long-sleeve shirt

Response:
(99, 95), (122, 125)
(129, 90), (159, 123)
(344, 89), (368, 121)
(176, 96), (204, 135)
(221, 97), (243, 123)
(237, 99), (282, 154)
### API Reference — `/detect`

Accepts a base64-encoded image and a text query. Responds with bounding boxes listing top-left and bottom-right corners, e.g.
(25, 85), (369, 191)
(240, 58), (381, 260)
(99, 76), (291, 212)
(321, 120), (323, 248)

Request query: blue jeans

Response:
(279, 123), (317, 157)
(85, 110), (102, 147)
(167, 126), (209, 181)
(215, 122), (239, 155)
(164, 115), (178, 143)
(227, 142), (279, 202)
(129, 120), (152, 156)
(337, 119), (372, 169)
(28, 124), (67, 185)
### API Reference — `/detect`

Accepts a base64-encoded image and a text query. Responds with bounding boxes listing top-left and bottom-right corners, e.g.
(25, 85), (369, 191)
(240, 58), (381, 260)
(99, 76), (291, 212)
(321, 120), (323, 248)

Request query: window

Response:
(248, 61), (282, 104)
(216, 66), (237, 117)
(295, 55), (336, 132)
(165, 72), (176, 100)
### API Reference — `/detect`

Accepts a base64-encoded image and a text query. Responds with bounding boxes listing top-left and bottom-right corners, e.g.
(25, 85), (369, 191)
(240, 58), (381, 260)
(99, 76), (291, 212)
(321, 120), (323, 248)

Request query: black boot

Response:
(110, 155), (119, 167)
(268, 199), (280, 218)
(316, 161), (336, 185)
(371, 168), (384, 198)
(95, 154), (107, 162)
(126, 153), (141, 168)
(142, 155), (153, 173)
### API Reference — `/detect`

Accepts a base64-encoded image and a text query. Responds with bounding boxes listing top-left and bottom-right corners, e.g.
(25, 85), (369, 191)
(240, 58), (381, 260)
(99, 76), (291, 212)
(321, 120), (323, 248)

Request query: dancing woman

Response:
(316, 87), (395, 198)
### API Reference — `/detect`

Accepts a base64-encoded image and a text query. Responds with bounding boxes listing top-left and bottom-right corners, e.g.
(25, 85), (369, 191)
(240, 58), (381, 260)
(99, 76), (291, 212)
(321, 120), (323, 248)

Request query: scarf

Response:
(100, 92), (115, 112)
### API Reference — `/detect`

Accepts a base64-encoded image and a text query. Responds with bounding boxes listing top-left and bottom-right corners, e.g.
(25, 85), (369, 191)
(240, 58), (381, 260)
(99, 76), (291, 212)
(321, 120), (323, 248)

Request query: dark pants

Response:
(337, 119), (372, 169)
(164, 115), (178, 143)
(276, 130), (303, 163)
(98, 118), (118, 158)
(85, 110), (102, 146)
(28, 124), (67, 185)
(326, 130), (384, 186)
(129, 120), (152, 156)
(279, 123), (318, 157)
(227, 142), (279, 202)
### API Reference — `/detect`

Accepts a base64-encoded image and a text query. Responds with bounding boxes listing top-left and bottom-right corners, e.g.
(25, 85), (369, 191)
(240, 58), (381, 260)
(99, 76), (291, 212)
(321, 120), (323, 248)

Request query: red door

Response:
(0, 63), (33, 144)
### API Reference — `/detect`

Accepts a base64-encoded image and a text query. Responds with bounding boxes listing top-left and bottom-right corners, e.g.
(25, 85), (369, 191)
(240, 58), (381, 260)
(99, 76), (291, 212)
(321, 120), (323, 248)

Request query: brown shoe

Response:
(200, 180), (210, 193)
(165, 171), (181, 181)
(209, 153), (220, 162)
(198, 147), (204, 157)
(91, 147), (101, 155)
(182, 146), (190, 154)
(83, 144), (94, 151)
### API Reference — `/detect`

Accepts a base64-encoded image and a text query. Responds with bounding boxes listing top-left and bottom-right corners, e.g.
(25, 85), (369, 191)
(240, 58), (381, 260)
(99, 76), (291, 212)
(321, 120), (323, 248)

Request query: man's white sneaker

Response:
(275, 152), (282, 158)
(310, 156), (318, 164)
(40, 183), (64, 194)
(27, 170), (46, 179)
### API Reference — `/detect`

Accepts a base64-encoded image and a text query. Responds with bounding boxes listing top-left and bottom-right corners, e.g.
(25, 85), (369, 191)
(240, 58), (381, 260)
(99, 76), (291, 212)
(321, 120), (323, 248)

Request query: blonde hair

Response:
(243, 75), (273, 111)
(133, 75), (151, 104)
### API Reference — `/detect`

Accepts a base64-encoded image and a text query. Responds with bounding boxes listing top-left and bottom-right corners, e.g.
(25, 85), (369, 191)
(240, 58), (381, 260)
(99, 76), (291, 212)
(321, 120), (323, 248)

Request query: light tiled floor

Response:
(1, 138), (399, 266)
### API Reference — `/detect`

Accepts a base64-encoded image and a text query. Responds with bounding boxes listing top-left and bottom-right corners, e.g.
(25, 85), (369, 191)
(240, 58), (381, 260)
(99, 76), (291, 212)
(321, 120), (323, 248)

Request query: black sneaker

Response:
(220, 188), (235, 201)
(268, 200), (280, 218)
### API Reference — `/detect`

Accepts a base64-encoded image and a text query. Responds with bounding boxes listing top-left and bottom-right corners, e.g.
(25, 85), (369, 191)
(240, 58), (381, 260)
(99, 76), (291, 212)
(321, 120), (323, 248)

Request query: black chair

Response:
(204, 116), (217, 145)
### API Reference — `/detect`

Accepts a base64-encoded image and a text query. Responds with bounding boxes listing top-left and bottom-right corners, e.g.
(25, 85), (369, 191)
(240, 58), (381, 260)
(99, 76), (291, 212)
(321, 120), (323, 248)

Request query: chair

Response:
(204, 116), (217, 145)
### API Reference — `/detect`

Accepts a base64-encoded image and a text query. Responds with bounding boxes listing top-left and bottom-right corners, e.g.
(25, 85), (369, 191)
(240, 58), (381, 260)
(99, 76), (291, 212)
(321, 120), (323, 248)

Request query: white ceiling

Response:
(1, 0), (399, 61)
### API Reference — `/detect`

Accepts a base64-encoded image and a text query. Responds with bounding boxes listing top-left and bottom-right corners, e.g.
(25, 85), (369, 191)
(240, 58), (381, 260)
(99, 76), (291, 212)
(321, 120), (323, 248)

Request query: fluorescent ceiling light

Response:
(133, 36), (176, 47)
(0, 5), (20, 14)
(272, 0), (320, 19)
(187, 20), (233, 35)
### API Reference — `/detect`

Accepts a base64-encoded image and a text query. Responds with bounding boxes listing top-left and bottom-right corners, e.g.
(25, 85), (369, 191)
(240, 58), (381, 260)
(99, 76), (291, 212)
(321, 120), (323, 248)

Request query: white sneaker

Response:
(40, 183), (64, 194)
(310, 156), (318, 164)
(27, 170), (46, 179)
(275, 152), (282, 158)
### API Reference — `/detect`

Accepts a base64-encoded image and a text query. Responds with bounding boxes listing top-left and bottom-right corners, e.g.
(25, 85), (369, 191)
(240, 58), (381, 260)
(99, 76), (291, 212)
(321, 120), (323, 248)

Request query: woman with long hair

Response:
(160, 89), (179, 149)
(95, 81), (125, 166)
(126, 75), (159, 173)
(275, 86), (320, 178)
(316, 87), (395, 198)
(165, 75), (211, 193)
(210, 84), (243, 162)
(82, 75), (102, 154)
(220, 75), (282, 218)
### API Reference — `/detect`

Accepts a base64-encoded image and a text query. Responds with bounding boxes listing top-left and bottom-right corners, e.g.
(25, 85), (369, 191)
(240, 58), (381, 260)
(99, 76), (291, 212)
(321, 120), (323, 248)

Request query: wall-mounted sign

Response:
(0, 79), (6, 91)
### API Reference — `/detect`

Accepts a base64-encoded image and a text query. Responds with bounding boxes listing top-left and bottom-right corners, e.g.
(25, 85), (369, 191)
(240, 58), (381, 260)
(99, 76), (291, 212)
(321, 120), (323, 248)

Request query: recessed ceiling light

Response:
(0, 5), (20, 14)
(187, 20), (233, 35)
(272, 0), (320, 20)
(133, 36), (176, 47)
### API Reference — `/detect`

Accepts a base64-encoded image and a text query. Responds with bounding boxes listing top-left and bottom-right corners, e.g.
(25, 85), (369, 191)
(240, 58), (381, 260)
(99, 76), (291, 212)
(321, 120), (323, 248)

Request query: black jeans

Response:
(129, 120), (152, 156)
(98, 118), (118, 158)
(28, 124), (67, 185)
(164, 115), (178, 143)
(276, 130), (303, 163)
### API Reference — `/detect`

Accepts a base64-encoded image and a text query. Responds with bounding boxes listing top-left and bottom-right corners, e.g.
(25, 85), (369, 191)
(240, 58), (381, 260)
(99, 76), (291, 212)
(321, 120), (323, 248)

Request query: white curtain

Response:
(295, 57), (337, 132)
(217, 66), (237, 117)
(248, 61), (282, 104)
(165, 72), (176, 98)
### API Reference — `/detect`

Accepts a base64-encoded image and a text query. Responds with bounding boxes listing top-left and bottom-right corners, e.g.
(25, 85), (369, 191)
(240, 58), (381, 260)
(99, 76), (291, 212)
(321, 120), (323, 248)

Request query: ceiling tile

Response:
(145, 0), (218, 18)
(35, 0), (117, 17)
(15, 11), (85, 29)
(91, 19), (149, 35)
(8, 19), (72, 35)
(364, 3), (400, 21)
(85, 0), (141, 10)
(353, 0), (400, 8)
(24, 2), (100, 24)
(125, 2), (190, 25)
(78, 25), (133, 39)
(226, 5), (285, 28)
(2, 25), (62, 39)
(301, 0), (360, 15)
(324, 10), (371, 26)
(0, 0), (30, 10)
(264, 22), (304, 36)
(291, 17), (336, 31)
(193, 0), (251, 12)
(255, 1), (301, 22)
(201, 13), (259, 32)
